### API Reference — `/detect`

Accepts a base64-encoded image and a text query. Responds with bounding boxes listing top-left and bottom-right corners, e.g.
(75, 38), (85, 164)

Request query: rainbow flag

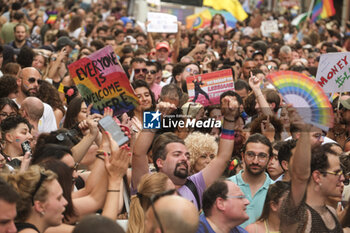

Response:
(46, 11), (57, 24)
(311, 0), (335, 22)
(186, 9), (212, 30)
(320, 0), (336, 18)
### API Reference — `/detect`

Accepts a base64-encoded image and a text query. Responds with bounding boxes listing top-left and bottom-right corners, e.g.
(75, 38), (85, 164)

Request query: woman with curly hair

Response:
(38, 80), (66, 128)
(184, 132), (218, 174)
(1, 165), (67, 233)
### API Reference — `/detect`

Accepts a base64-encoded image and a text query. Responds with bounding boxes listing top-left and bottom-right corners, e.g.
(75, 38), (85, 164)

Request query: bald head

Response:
(145, 195), (199, 233)
(18, 67), (42, 97)
(21, 97), (44, 121)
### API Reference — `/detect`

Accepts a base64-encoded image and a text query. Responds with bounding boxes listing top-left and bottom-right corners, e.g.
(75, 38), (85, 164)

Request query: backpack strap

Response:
(185, 179), (201, 210)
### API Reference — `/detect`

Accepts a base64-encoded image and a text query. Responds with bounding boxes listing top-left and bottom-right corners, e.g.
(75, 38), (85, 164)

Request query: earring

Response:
(40, 211), (45, 216)
(319, 183), (322, 186)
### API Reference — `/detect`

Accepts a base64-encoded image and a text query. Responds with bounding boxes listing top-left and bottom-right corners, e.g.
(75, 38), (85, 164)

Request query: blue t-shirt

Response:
(196, 214), (248, 233)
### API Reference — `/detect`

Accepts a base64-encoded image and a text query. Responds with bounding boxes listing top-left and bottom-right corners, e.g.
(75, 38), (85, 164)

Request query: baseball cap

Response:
(156, 42), (170, 51)
(57, 36), (76, 50)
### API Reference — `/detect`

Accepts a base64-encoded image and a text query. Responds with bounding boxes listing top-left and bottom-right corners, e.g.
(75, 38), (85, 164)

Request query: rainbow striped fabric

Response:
(311, 0), (335, 22)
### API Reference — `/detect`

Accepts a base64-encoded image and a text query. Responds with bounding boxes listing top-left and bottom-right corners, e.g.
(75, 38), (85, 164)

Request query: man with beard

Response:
(14, 67), (57, 133)
(133, 91), (240, 210)
(8, 24), (32, 54)
(128, 57), (147, 82)
(228, 133), (272, 228)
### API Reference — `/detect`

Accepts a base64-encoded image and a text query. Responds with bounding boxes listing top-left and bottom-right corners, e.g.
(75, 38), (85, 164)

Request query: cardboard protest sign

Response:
(147, 12), (178, 33)
(260, 20), (278, 36)
(315, 52), (350, 93)
(68, 45), (138, 116)
(186, 69), (234, 106)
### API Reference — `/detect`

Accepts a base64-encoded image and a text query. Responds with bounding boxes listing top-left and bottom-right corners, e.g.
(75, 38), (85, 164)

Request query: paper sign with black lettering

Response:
(68, 45), (138, 115)
(186, 69), (234, 106)
(315, 52), (350, 93)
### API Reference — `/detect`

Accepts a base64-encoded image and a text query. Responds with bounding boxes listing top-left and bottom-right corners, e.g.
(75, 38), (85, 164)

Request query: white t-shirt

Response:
(13, 99), (57, 133)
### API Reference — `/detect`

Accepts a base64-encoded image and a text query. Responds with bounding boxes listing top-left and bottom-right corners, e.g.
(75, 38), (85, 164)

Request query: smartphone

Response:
(21, 141), (32, 155)
(98, 116), (129, 146)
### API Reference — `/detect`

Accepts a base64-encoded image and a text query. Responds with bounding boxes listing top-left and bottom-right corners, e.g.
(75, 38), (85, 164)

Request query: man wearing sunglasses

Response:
(128, 57), (147, 82)
(145, 61), (162, 101)
(228, 133), (272, 228)
(14, 67), (57, 133)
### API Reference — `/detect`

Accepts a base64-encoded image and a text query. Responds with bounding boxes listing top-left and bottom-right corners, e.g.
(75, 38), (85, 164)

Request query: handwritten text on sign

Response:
(68, 45), (138, 115)
(315, 52), (350, 93)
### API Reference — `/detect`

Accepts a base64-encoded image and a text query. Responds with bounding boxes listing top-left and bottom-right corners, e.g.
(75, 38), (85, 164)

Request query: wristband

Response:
(221, 129), (235, 140)
(96, 153), (105, 161)
(107, 190), (120, 192)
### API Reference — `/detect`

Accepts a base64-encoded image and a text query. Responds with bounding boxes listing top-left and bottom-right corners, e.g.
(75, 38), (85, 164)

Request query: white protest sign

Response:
(147, 12), (178, 33)
(260, 20), (279, 36)
(315, 52), (350, 93)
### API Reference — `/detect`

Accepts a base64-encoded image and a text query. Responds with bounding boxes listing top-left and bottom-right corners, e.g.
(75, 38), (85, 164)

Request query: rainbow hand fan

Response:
(266, 71), (334, 131)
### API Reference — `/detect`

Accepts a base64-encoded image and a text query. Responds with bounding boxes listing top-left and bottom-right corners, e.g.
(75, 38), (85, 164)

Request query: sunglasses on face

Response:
(28, 77), (42, 84)
(146, 70), (157, 75)
(134, 68), (147, 74)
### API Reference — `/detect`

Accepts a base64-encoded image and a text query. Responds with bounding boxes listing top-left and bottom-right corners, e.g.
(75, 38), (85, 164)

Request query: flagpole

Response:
(307, 0), (315, 19)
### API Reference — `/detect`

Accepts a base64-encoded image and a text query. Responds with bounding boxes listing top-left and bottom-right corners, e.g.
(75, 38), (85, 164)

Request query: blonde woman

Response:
(185, 132), (218, 174)
(127, 173), (175, 233)
(1, 165), (67, 233)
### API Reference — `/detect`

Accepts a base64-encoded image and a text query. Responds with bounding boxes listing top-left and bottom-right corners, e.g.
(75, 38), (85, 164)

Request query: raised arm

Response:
(288, 105), (311, 207)
(102, 133), (130, 220)
(249, 74), (274, 116)
(132, 102), (177, 188)
(70, 119), (99, 164)
(201, 95), (239, 187)
(171, 22), (182, 64)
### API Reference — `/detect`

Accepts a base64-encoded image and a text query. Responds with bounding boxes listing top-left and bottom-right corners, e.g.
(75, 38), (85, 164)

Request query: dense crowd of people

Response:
(0, 0), (350, 232)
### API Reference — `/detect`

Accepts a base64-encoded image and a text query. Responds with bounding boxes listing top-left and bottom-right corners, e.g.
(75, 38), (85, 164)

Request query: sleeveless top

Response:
(305, 204), (343, 233)
(263, 220), (280, 233)
(15, 222), (40, 233)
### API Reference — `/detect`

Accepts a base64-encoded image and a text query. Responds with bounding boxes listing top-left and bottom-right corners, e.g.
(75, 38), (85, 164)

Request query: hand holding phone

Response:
(21, 141), (32, 155)
(98, 116), (129, 146)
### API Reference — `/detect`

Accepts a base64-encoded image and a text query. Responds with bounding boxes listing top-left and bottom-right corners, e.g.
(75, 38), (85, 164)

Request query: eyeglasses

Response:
(245, 151), (269, 162)
(134, 68), (148, 74)
(321, 170), (343, 178)
(150, 189), (177, 233)
(0, 112), (17, 118)
(31, 172), (48, 205)
(185, 67), (199, 75)
(28, 77), (42, 84)
(146, 70), (157, 75)
(226, 195), (246, 199)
